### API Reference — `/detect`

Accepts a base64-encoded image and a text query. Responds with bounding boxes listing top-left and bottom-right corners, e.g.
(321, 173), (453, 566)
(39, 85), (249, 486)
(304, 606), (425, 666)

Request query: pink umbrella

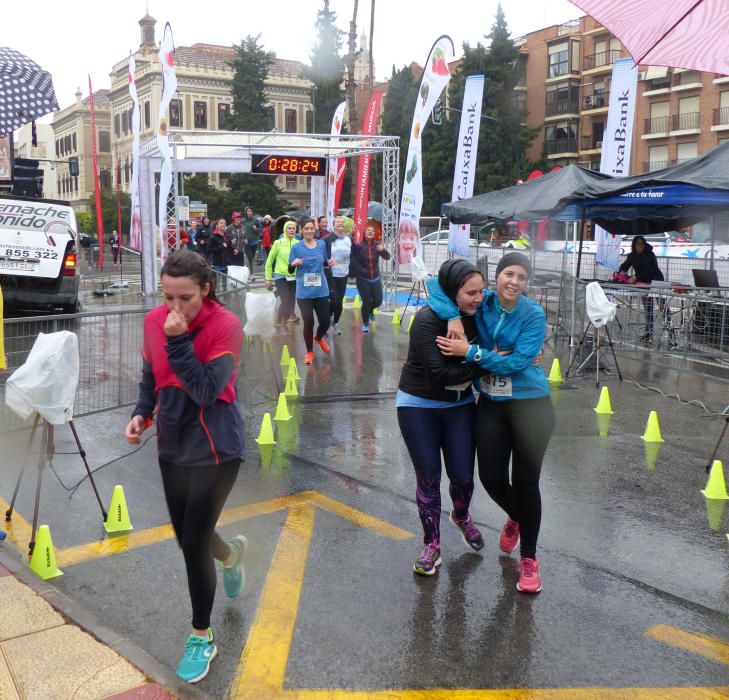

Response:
(570, 0), (729, 74)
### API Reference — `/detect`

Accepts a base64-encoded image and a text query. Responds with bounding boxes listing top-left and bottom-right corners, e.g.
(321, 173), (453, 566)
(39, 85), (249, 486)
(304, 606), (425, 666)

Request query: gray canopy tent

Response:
(139, 130), (400, 300)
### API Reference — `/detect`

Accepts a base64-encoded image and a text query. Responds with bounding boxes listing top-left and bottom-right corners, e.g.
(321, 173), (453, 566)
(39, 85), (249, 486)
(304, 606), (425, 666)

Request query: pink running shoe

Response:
(517, 557), (542, 594)
(499, 517), (520, 553)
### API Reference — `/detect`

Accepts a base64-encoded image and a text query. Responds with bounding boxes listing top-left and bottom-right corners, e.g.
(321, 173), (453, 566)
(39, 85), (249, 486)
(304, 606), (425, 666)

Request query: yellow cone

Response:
(255, 413), (276, 445)
(104, 485), (133, 534)
(287, 357), (300, 381)
(274, 392), (292, 421)
(29, 525), (63, 580)
(705, 497), (726, 530)
(548, 358), (562, 384)
(391, 308), (400, 324)
(407, 315), (415, 333)
(641, 410), (664, 443)
(597, 413), (612, 438)
(258, 444), (274, 470)
(594, 386), (614, 415)
(284, 373), (299, 398)
(279, 344), (291, 367)
(373, 308), (378, 316)
(353, 295), (362, 309)
(701, 460), (729, 499)
(644, 442), (661, 472)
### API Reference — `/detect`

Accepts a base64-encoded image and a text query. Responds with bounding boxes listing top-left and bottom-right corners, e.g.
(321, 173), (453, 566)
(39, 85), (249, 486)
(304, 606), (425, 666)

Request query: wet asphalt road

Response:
(0, 301), (728, 698)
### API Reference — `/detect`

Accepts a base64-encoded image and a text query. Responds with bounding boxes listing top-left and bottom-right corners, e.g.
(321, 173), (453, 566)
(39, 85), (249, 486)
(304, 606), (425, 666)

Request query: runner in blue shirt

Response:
(289, 218), (336, 364)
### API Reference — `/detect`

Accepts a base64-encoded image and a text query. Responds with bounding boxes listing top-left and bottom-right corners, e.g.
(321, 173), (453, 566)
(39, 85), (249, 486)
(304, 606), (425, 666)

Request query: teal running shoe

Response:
(222, 535), (248, 598)
(175, 629), (217, 683)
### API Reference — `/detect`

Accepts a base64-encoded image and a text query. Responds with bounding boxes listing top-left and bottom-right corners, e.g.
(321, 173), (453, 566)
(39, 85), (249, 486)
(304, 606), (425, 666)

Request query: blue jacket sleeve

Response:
(466, 307), (546, 376)
(164, 333), (236, 407)
(426, 277), (461, 320)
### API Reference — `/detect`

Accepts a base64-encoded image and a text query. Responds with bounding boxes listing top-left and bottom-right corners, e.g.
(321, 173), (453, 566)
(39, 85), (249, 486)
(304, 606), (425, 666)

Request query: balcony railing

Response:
(581, 135), (604, 150)
(546, 137), (578, 154)
(672, 112), (700, 130)
(714, 107), (729, 126)
(583, 49), (622, 71)
(644, 116), (670, 134)
(642, 160), (673, 172)
(545, 99), (580, 117)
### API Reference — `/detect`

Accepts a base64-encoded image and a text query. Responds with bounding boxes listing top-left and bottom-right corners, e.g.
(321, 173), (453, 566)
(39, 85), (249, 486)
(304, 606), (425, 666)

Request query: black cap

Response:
(495, 252), (531, 279)
(438, 259), (482, 303)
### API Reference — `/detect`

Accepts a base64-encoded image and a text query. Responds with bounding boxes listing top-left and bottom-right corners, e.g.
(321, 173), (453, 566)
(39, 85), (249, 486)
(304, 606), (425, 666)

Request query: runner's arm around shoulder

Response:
(465, 305), (545, 376)
(415, 313), (484, 385)
(164, 318), (241, 406)
(426, 276), (462, 321)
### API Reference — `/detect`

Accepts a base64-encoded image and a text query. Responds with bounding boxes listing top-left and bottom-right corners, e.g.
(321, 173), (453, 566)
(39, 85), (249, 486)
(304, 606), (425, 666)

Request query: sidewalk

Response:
(0, 548), (194, 699)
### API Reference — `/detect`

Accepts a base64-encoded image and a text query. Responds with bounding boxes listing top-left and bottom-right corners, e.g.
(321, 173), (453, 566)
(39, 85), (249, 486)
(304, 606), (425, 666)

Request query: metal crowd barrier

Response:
(0, 273), (246, 432)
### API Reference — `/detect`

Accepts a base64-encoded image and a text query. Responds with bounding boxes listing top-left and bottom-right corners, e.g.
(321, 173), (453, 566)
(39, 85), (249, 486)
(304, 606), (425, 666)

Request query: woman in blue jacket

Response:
(432, 252), (554, 595)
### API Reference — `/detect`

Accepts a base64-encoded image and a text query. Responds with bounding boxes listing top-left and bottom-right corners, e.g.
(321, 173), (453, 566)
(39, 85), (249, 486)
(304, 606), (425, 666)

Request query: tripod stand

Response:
(400, 280), (428, 325)
(5, 414), (107, 556)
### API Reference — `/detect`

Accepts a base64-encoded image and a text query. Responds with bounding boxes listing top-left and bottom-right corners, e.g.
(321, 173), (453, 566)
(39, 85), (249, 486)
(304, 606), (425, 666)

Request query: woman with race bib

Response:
(431, 252), (554, 595)
(289, 218), (336, 364)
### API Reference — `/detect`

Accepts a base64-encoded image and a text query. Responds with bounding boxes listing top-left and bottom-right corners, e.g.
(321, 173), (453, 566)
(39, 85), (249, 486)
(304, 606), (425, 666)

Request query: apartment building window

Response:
(674, 96), (700, 130)
(648, 145), (669, 171)
(74, 176), (78, 193)
(114, 113), (120, 137)
(676, 141), (698, 164)
(646, 101), (670, 134)
(194, 101), (207, 129)
(65, 135), (71, 153)
(545, 81), (579, 117)
(219, 172), (230, 186)
(122, 109), (129, 135)
(218, 103), (230, 129)
(169, 99), (182, 128)
(72, 133), (77, 152)
(98, 131), (111, 153)
(545, 120), (578, 153)
(285, 108), (297, 133)
(547, 42), (569, 78)
(286, 175), (297, 189)
(55, 140), (60, 157)
(144, 101), (151, 129)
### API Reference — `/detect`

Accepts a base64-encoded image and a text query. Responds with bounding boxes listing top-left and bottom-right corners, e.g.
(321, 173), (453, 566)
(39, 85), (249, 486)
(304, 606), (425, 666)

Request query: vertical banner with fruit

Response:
(326, 101), (347, 229)
(448, 74), (484, 257)
(397, 36), (454, 264)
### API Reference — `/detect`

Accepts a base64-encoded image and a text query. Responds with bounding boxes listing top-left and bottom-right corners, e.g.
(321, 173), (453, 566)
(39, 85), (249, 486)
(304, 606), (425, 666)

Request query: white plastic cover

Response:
(5, 331), (79, 424)
(243, 292), (277, 339)
(226, 265), (250, 286)
(585, 281), (617, 328)
(410, 255), (429, 283)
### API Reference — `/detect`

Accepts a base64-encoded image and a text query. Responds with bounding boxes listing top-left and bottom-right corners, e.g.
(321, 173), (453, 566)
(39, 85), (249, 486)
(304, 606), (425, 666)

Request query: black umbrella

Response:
(0, 47), (59, 136)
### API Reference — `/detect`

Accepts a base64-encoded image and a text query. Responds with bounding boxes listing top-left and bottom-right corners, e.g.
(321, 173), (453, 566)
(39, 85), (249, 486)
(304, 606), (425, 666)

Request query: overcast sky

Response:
(6, 0), (583, 113)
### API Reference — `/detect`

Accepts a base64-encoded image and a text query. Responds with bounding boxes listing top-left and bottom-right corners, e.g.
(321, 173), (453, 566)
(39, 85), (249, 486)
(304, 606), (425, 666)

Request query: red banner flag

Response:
(353, 91), (384, 244)
(89, 75), (104, 270)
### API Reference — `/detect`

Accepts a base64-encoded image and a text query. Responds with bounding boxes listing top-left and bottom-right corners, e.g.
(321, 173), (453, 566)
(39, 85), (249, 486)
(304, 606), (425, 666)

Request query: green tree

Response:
(226, 35), (274, 131)
(183, 174), (236, 222)
(224, 34), (290, 215)
(308, 0), (345, 133)
(88, 190), (131, 239)
(75, 210), (92, 233)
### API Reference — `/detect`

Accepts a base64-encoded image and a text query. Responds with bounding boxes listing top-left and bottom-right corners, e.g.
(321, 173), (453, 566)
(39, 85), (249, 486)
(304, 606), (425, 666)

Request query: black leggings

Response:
(297, 296), (331, 351)
(356, 278), (383, 323)
(244, 245), (258, 273)
(398, 402), (476, 545)
(475, 396), (554, 559)
(159, 458), (240, 630)
(274, 278), (297, 325)
(329, 276), (348, 324)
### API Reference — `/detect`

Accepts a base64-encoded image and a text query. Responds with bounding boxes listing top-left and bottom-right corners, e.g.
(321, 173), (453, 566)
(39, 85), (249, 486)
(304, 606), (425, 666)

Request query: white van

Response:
(0, 195), (80, 313)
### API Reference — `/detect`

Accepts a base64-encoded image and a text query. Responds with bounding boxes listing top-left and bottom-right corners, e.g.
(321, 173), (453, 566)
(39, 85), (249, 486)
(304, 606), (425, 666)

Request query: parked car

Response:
(0, 195), (81, 313)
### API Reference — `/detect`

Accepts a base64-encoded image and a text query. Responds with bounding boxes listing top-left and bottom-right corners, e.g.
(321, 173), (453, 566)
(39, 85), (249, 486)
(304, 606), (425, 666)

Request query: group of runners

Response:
(122, 242), (553, 684)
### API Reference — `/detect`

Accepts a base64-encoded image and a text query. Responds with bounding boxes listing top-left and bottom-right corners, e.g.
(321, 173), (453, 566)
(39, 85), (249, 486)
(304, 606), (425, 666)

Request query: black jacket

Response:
(398, 306), (483, 402)
(619, 241), (664, 283)
(351, 240), (391, 280)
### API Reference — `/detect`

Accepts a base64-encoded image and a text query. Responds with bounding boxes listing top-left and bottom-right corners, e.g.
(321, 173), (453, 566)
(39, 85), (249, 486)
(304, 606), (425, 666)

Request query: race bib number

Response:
(304, 273), (322, 287)
(334, 257), (349, 267)
(481, 375), (512, 397)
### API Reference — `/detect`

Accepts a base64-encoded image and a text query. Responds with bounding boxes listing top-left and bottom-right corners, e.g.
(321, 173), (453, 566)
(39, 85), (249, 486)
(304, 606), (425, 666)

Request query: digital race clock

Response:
(251, 155), (327, 177)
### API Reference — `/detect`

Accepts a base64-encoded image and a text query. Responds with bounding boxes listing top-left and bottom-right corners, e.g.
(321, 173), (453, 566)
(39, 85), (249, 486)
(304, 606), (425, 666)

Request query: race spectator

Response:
(241, 207), (260, 281)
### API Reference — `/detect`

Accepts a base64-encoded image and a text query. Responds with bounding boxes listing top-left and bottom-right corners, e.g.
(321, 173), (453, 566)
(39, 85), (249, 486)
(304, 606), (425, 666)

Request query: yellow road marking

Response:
(647, 624), (729, 666)
(0, 496), (33, 553)
(230, 504), (316, 700)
